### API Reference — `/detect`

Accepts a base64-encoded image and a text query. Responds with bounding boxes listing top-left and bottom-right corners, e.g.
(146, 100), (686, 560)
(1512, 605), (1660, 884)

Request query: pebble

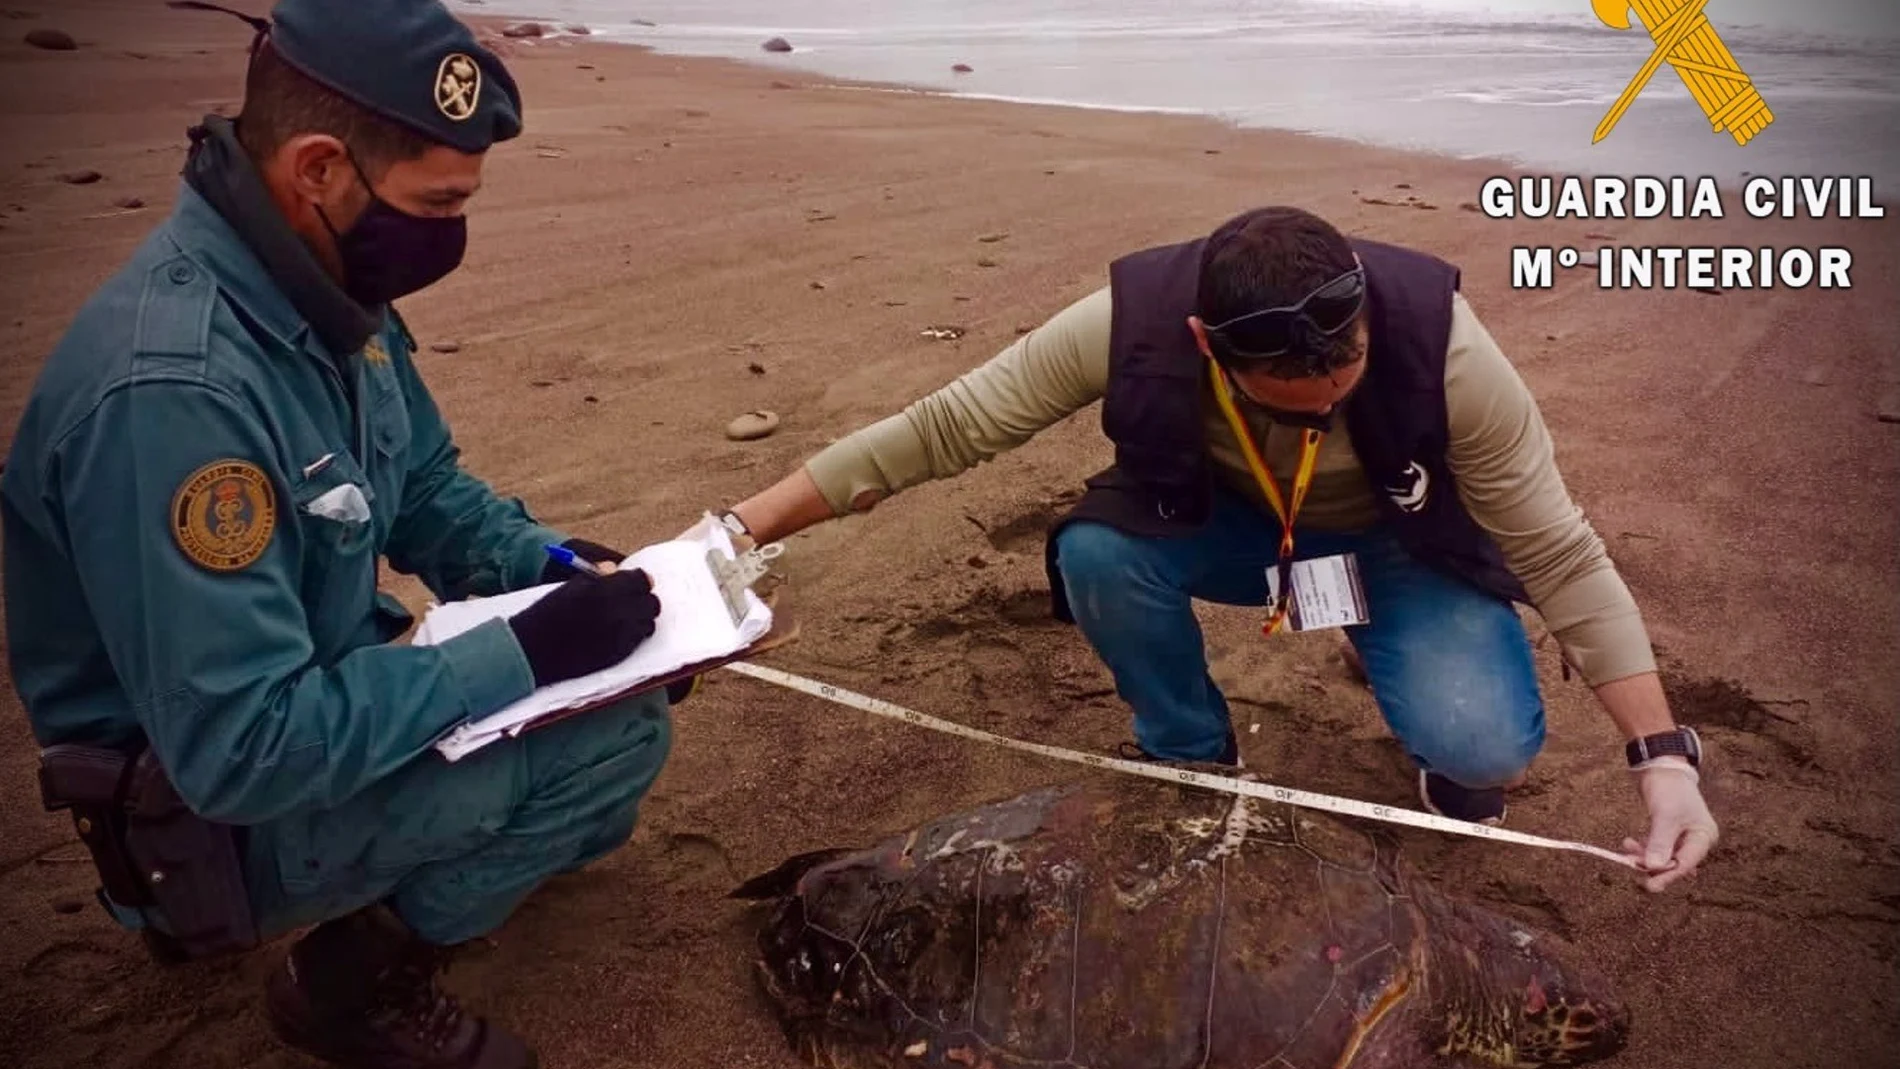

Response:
(726, 410), (780, 441)
(430, 341), (461, 354)
(501, 22), (545, 38)
(952, 63), (973, 73)
(112, 196), (143, 209)
(762, 36), (792, 52)
(58, 170), (102, 185)
(1877, 388), (1900, 424)
(25, 28), (76, 51)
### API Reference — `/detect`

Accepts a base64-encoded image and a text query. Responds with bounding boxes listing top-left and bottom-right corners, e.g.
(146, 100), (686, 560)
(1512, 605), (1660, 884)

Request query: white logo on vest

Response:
(1388, 461), (1430, 513)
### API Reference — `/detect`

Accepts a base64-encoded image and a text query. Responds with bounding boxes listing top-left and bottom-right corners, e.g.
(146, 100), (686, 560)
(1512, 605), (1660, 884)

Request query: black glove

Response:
(540, 537), (625, 583)
(507, 568), (661, 687)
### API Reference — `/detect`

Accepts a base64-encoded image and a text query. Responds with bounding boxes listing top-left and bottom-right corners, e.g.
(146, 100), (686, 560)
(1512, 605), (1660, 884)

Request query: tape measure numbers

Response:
(719, 661), (1641, 871)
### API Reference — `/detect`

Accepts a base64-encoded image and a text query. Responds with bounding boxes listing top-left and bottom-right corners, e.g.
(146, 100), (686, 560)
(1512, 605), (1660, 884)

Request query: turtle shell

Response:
(735, 768), (1628, 1069)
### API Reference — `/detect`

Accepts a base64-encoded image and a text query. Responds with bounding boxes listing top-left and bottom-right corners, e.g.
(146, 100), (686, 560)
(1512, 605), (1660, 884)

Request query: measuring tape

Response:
(719, 661), (1642, 872)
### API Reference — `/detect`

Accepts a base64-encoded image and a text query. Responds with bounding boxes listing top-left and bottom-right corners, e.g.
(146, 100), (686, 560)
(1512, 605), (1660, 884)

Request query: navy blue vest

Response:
(1042, 233), (1530, 621)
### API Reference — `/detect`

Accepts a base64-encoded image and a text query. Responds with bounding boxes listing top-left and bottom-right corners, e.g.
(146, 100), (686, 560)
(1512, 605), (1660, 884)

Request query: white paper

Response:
(416, 524), (773, 761)
(1264, 553), (1369, 632)
(304, 483), (372, 524)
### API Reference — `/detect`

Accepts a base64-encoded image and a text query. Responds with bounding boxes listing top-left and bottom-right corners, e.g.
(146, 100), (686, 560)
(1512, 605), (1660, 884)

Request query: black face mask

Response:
(317, 155), (467, 308)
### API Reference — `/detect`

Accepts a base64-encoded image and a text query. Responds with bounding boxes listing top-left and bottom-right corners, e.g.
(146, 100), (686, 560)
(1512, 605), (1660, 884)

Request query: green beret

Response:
(265, 0), (522, 153)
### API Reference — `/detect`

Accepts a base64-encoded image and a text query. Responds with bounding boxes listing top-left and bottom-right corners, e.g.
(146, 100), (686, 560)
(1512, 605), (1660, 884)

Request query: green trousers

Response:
(241, 690), (672, 945)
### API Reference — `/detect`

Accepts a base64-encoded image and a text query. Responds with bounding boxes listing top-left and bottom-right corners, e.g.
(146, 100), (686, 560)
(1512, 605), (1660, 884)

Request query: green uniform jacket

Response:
(2, 186), (563, 827)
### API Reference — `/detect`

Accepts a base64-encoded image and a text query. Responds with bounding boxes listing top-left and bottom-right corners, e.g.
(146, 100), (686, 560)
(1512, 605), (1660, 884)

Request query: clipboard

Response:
(492, 586), (801, 737)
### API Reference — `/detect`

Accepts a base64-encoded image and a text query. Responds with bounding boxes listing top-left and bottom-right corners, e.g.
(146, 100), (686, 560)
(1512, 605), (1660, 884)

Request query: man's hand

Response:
(541, 538), (623, 583)
(507, 568), (661, 686)
(1622, 759), (1718, 892)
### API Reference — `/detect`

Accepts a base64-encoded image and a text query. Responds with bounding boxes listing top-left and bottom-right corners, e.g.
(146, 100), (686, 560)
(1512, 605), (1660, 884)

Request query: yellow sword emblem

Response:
(1591, 0), (1772, 145)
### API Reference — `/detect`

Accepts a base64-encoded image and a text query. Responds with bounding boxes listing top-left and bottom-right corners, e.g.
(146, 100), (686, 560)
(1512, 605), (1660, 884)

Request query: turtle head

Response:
(1496, 949), (1630, 1066)
(1423, 894), (1631, 1067)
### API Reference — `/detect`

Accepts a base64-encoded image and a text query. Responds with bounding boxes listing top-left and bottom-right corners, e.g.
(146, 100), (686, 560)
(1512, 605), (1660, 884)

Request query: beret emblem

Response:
(434, 52), (481, 122)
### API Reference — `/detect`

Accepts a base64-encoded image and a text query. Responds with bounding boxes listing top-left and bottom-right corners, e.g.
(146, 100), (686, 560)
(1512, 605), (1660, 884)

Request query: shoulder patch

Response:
(171, 459), (277, 572)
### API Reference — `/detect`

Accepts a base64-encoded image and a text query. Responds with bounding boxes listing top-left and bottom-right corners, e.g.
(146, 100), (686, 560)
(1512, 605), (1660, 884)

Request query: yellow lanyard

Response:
(1207, 359), (1325, 636)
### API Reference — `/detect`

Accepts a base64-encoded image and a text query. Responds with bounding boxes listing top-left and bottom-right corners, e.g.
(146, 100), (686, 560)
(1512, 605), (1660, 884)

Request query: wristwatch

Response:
(714, 510), (751, 539)
(1625, 725), (1702, 769)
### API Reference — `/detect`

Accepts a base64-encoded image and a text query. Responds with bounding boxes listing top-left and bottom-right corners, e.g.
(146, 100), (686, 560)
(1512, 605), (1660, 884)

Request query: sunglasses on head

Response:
(1201, 265), (1367, 363)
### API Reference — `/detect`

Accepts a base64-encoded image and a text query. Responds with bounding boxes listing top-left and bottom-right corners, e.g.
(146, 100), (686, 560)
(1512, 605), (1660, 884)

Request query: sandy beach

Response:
(1, 3), (1897, 1068)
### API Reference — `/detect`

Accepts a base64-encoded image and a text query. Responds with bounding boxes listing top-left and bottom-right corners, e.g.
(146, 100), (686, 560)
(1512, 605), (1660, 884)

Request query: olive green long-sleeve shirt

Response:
(805, 285), (1655, 686)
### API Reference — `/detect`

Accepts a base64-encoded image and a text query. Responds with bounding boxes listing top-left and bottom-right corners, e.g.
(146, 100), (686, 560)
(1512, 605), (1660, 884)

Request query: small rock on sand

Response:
(761, 36), (792, 52)
(726, 410), (780, 441)
(1877, 387), (1900, 424)
(501, 22), (545, 38)
(58, 170), (102, 185)
(747, 362), (766, 375)
(563, 23), (591, 35)
(112, 196), (143, 210)
(24, 28), (75, 50)
(952, 63), (972, 73)
(430, 341), (461, 354)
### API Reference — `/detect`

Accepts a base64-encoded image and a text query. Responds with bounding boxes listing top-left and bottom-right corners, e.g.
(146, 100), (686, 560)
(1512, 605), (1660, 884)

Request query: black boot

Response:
(264, 905), (536, 1069)
(1115, 726), (1242, 767)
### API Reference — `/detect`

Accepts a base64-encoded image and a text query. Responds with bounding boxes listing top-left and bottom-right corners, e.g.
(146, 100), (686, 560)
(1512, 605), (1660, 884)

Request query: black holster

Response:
(38, 743), (259, 963)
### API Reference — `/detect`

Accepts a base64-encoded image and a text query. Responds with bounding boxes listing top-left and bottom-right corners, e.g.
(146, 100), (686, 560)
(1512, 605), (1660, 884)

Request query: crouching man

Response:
(3, 3), (677, 1066)
(714, 205), (1716, 889)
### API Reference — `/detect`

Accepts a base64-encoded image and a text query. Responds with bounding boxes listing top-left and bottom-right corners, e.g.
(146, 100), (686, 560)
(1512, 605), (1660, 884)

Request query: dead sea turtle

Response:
(730, 767), (1629, 1068)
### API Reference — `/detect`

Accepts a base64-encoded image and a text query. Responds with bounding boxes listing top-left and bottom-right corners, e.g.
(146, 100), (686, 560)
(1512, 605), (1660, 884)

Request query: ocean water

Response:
(454, 0), (1900, 192)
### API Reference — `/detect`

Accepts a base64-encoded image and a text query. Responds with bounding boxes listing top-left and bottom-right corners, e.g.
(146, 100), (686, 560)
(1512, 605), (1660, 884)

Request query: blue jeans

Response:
(241, 689), (672, 946)
(1053, 489), (1544, 787)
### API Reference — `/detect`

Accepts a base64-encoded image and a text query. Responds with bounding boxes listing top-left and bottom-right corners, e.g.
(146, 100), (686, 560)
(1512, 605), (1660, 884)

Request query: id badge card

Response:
(1265, 553), (1370, 631)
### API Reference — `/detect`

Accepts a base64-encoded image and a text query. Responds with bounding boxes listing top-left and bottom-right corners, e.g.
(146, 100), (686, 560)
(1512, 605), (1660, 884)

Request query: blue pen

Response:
(545, 543), (606, 577)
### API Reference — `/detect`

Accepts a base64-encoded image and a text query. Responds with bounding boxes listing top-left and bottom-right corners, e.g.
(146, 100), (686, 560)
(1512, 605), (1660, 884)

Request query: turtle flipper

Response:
(728, 848), (857, 899)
